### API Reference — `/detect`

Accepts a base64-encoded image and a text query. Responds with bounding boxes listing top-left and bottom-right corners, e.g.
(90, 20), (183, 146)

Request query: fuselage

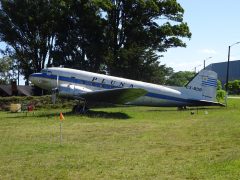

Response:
(29, 67), (205, 107)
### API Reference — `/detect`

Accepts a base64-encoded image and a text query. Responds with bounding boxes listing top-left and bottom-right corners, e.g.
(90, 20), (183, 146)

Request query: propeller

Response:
(51, 75), (59, 104)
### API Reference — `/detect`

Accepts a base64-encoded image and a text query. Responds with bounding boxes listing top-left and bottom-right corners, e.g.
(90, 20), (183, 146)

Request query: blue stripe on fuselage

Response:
(146, 92), (198, 104)
(31, 73), (198, 104)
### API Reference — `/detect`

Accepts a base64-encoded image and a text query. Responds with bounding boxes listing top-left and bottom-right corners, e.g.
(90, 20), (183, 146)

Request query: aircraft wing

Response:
(58, 84), (147, 104)
(80, 88), (147, 104)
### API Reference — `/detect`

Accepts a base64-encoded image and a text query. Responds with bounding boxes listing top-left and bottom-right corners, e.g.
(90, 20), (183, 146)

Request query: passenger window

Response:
(47, 71), (52, 76)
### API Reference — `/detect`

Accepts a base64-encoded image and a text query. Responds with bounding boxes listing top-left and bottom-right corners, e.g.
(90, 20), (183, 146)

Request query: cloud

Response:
(200, 49), (217, 54)
(230, 55), (240, 60)
(167, 61), (203, 72)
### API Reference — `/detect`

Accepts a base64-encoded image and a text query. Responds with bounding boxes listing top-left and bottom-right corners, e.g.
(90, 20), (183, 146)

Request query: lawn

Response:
(0, 99), (240, 179)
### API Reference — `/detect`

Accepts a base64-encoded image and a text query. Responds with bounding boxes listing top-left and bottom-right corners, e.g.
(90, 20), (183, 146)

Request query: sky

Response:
(1, 0), (240, 74)
(161, 0), (240, 72)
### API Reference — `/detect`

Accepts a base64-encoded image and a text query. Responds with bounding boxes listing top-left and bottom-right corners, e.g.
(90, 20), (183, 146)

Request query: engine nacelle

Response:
(57, 84), (92, 98)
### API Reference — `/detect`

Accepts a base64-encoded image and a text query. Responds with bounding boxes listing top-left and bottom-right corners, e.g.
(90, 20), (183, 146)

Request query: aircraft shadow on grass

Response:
(78, 110), (130, 119)
(9, 110), (131, 120)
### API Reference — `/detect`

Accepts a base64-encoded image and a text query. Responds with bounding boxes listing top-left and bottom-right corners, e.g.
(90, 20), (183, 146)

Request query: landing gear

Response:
(72, 99), (89, 114)
(177, 106), (187, 110)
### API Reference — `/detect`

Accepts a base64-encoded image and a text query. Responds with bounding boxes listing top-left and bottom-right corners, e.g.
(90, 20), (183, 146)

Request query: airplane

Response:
(29, 67), (224, 113)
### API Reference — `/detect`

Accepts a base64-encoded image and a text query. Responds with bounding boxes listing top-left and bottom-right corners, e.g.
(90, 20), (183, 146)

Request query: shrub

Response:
(216, 90), (226, 102)
(0, 95), (75, 111)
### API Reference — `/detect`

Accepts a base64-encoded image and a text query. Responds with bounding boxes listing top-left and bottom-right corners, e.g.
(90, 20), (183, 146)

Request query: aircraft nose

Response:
(29, 73), (36, 84)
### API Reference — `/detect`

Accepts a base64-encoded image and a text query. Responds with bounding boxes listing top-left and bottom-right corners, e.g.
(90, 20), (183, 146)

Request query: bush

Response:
(216, 90), (226, 102)
(225, 80), (240, 95)
(0, 96), (75, 111)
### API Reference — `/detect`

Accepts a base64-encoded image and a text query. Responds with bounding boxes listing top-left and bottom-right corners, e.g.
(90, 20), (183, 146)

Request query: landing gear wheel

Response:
(72, 100), (88, 114)
(177, 106), (187, 111)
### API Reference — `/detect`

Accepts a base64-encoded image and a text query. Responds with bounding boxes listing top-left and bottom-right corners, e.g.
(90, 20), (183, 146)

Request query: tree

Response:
(0, 0), (191, 84)
(51, 0), (108, 72)
(106, 45), (173, 83)
(0, 0), (62, 82)
(0, 0), (109, 79)
(216, 80), (226, 102)
(226, 80), (240, 94)
(216, 90), (226, 102)
(166, 71), (195, 86)
(102, 0), (191, 81)
(217, 80), (222, 90)
(0, 56), (17, 84)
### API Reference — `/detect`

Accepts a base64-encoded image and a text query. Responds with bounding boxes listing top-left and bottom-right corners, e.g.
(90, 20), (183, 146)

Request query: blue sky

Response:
(1, 0), (240, 73)
(162, 0), (240, 72)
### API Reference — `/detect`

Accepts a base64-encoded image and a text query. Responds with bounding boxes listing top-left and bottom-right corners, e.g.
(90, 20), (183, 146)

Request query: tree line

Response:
(226, 80), (240, 95)
(0, 0), (191, 84)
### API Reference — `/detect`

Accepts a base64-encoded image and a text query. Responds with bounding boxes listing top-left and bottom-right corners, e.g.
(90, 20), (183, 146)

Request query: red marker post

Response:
(59, 112), (64, 145)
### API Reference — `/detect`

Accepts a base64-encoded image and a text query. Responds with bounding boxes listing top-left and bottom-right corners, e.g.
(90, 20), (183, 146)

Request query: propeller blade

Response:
(57, 75), (59, 88)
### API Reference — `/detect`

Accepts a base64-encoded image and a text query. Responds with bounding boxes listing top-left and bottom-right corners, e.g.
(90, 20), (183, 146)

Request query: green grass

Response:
(0, 99), (240, 179)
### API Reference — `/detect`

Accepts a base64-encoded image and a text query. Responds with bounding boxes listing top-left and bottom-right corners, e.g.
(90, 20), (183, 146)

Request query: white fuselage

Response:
(29, 67), (204, 107)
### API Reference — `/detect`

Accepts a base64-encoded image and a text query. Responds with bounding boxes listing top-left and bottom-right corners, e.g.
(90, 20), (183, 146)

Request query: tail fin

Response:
(186, 70), (218, 102)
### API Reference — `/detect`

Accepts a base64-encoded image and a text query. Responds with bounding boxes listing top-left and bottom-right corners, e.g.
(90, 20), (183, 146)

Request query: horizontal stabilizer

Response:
(189, 99), (225, 107)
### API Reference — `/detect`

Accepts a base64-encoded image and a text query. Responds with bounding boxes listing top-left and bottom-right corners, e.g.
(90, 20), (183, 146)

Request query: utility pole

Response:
(225, 42), (240, 106)
(203, 57), (212, 69)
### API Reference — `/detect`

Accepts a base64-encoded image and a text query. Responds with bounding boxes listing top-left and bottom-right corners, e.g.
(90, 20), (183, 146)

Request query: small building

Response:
(205, 60), (240, 86)
(0, 81), (34, 97)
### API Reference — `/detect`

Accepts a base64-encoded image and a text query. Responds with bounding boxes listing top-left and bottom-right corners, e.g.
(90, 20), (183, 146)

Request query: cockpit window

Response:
(41, 69), (47, 74)
(41, 69), (52, 76)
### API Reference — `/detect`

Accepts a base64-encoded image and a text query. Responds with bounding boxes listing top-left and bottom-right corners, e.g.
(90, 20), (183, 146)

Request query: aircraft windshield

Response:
(41, 69), (52, 76)
(41, 69), (47, 74)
